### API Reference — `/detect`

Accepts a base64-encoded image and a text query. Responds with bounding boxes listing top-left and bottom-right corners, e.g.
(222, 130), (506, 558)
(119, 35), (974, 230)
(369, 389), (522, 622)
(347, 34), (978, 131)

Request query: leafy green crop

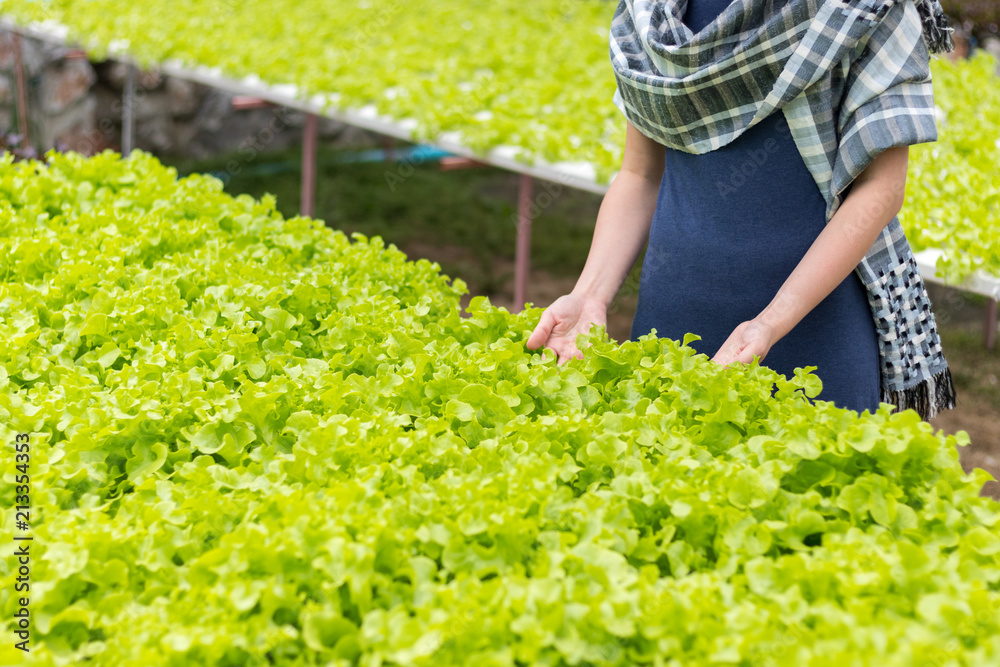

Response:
(0, 0), (626, 183)
(1, 150), (999, 666)
(901, 52), (1000, 284)
(2, 2), (998, 280)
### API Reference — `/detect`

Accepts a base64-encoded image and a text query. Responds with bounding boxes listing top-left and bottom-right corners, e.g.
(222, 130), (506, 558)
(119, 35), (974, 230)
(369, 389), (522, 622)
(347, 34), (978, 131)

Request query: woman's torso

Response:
(630, 0), (881, 413)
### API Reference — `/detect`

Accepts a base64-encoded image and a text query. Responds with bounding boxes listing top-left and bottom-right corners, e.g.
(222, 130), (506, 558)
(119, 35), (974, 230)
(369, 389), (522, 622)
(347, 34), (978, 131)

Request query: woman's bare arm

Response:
(711, 146), (909, 366)
(570, 122), (666, 305)
(526, 121), (665, 362)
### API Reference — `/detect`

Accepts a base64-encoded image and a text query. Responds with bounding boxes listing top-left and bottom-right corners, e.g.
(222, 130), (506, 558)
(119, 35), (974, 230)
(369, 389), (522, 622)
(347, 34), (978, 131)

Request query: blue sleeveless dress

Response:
(629, 0), (881, 414)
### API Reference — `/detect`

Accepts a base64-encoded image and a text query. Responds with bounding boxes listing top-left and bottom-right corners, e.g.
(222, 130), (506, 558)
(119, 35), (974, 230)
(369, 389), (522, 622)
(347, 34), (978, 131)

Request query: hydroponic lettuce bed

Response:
(1, 1), (999, 282)
(901, 53), (1000, 286)
(0, 0), (624, 184)
(1, 150), (999, 666)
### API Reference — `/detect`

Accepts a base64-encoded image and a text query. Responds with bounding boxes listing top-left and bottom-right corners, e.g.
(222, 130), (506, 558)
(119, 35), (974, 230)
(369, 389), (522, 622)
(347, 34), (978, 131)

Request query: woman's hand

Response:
(526, 294), (608, 364)
(523, 121), (662, 365)
(710, 146), (909, 370)
(711, 319), (776, 367)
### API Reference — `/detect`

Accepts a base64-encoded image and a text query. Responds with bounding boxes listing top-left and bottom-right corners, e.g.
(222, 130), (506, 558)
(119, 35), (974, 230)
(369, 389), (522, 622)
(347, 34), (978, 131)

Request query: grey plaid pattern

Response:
(610, 0), (956, 417)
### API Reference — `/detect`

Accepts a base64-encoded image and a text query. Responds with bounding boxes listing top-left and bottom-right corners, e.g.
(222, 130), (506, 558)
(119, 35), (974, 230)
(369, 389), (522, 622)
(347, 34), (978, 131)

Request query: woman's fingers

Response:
(526, 309), (557, 350)
(551, 337), (583, 365)
(736, 322), (770, 364)
(528, 316), (581, 364)
(712, 321), (773, 367)
(711, 325), (747, 367)
(527, 295), (607, 364)
(532, 321), (583, 365)
(710, 337), (736, 365)
(528, 295), (582, 352)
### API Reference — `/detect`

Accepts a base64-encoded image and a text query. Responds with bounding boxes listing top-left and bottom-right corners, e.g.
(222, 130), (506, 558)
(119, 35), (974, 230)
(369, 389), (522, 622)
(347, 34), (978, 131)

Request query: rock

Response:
(187, 96), (303, 159)
(0, 31), (65, 78)
(40, 96), (98, 154)
(135, 114), (176, 153)
(170, 121), (200, 156)
(191, 88), (232, 134)
(166, 77), (200, 118)
(40, 58), (97, 115)
(92, 84), (122, 127)
(99, 61), (164, 92)
(132, 89), (171, 123)
(139, 70), (164, 91)
(0, 32), (14, 70)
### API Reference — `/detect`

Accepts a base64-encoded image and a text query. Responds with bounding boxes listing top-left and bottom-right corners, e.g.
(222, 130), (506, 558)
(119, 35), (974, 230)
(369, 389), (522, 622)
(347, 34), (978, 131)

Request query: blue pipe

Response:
(208, 144), (454, 179)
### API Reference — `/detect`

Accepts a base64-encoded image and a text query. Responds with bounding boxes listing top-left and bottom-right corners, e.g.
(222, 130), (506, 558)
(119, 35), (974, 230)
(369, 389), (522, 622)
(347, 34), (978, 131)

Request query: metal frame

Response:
(121, 63), (136, 156)
(11, 31), (30, 144)
(515, 175), (533, 310)
(300, 113), (318, 218)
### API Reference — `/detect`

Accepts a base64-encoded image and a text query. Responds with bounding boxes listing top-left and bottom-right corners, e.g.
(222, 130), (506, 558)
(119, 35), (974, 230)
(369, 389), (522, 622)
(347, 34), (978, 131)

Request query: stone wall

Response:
(0, 30), (380, 161)
(0, 31), (96, 152)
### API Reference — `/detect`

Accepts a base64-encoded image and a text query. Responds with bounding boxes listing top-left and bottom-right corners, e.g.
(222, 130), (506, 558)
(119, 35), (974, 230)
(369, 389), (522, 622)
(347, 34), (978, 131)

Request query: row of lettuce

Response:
(901, 52), (1000, 284)
(0, 150), (998, 666)
(0, 0), (998, 282)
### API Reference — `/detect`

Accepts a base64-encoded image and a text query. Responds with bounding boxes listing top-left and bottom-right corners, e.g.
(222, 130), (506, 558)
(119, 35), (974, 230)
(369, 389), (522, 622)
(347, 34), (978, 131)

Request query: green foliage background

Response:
(2, 1), (998, 283)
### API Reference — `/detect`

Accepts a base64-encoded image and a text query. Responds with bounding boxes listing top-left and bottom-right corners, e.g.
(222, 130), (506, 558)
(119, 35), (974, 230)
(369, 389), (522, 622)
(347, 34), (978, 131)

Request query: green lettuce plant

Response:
(901, 52), (1000, 285)
(0, 150), (998, 666)
(1, 1), (997, 280)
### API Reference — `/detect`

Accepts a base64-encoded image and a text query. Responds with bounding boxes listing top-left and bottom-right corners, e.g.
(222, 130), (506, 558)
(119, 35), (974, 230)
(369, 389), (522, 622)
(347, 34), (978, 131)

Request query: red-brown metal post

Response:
(231, 96), (275, 110)
(301, 113), (318, 218)
(986, 297), (998, 352)
(514, 174), (534, 311)
(439, 156), (485, 171)
(383, 136), (395, 163)
(12, 32), (30, 144)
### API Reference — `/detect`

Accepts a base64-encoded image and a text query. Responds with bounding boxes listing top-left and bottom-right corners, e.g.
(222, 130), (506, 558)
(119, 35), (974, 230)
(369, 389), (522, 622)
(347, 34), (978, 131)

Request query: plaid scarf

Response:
(610, 0), (957, 419)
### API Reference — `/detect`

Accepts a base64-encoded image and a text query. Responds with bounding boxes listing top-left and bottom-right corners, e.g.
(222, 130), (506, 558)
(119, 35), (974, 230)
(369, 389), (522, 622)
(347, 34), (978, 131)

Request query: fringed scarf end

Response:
(914, 0), (957, 54)
(882, 366), (957, 421)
